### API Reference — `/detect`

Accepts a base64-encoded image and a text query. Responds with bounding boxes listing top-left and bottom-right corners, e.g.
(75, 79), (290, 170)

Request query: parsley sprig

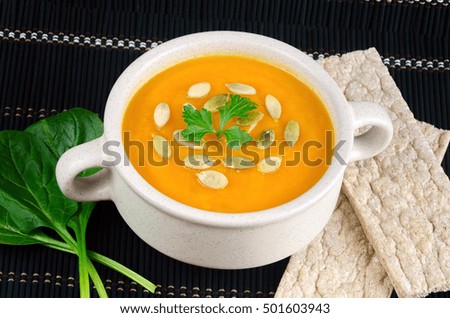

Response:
(181, 94), (257, 149)
(181, 107), (214, 143)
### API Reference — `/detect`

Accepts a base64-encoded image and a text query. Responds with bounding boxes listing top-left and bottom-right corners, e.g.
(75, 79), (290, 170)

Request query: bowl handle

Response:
(56, 136), (112, 202)
(348, 101), (393, 163)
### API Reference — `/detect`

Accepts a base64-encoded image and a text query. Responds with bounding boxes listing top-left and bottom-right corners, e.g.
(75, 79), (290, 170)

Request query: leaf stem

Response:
(75, 222), (108, 298)
(41, 240), (156, 294)
(53, 226), (78, 250)
(84, 258), (108, 298)
(74, 228), (90, 298)
(87, 251), (156, 294)
(53, 226), (91, 297)
(53, 226), (108, 298)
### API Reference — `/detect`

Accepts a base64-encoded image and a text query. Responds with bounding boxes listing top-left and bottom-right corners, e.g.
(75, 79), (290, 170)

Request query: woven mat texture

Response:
(0, 0), (448, 297)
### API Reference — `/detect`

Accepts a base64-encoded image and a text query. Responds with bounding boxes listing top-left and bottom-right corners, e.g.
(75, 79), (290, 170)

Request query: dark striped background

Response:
(0, 0), (449, 297)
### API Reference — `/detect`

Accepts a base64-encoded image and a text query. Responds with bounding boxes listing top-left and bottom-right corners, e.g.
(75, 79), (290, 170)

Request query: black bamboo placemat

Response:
(0, 0), (449, 298)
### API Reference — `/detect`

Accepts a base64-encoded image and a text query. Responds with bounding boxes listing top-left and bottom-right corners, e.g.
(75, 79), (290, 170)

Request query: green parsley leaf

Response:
(218, 94), (258, 133)
(222, 126), (253, 149)
(181, 94), (257, 149)
(181, 125), (212, 143)
(181, 105), (215, 142)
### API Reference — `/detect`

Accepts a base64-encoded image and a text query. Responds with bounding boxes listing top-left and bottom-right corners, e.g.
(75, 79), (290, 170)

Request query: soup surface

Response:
(123, 55), (334, 213)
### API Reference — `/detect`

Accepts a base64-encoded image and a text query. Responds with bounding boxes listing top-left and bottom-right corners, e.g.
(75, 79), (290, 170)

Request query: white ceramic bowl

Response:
(56, 31), (393, 269)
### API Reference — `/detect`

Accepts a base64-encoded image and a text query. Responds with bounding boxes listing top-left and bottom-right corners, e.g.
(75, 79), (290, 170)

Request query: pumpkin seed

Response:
(284, 120), (300, 146)
(173, 130), (204, 149)
(203, 94), (228, 112)
(257, 129), (275, 149)
(225, 83), (256, 95)
(183, 154), (217, 170)
(154, 102), (170, 128)
(237, 111), (264, 126)
(223, 156), (255, 170)
(247, 122), (257, 133)
(187, 82), (211, 98)
(257, 156), (282, 174)
(153, 135), (171, 159)
(197, 170), (228, 189)
(265, 94), (282, 119)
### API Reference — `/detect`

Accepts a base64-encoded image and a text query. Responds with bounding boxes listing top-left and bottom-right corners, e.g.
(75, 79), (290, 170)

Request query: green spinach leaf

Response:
(0, 131), (78, 234)
(25, 108), (106, 297)
(0, 108), (155, 297)
(0, 205), (44, 245)
(26, 108), (104, 160)
(26, 108), (104, 231)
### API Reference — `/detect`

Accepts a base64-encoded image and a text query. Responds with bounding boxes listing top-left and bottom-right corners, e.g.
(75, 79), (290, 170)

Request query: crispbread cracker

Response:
(328, 48), (450, 298)
(419, 122), (450, 163)
(275, 193), (392, 297)
(276, 123), (449, 298)
(276, 49), (450, 298)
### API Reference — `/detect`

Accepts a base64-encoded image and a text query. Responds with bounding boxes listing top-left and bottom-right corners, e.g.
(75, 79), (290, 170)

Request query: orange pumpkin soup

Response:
(122, 56), (334, 213)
